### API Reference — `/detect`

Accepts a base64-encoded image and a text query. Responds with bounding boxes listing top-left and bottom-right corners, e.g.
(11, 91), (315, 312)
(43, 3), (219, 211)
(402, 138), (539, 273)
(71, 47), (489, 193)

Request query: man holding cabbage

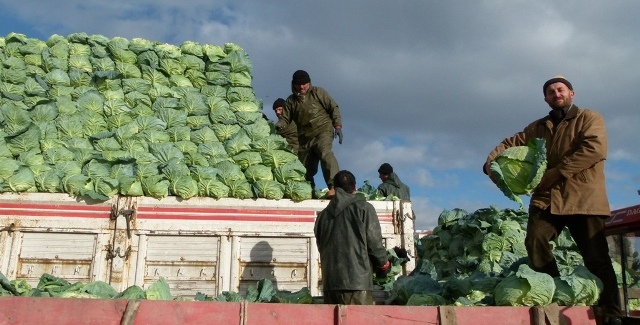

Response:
(483, 76), (622, 324)
(276, 70), (343, 198)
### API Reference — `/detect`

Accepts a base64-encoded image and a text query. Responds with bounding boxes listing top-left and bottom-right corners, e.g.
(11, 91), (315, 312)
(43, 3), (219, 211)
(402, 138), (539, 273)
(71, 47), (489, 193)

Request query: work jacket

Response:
(275, 119), (299, 152)
(277, 84), (341, 140)
(485, 104), (610, 216)
(314, 188), (388, 291)
(378, 173), (411, 200)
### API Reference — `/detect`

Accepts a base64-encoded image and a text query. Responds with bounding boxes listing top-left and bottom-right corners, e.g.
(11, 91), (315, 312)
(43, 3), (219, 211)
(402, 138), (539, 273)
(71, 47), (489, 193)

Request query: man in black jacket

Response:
(272, 98), (299, 153)
(314, 170), (390, 304)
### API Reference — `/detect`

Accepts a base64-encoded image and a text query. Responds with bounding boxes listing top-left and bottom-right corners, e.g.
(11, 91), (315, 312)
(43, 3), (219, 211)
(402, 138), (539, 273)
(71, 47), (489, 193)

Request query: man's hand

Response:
(393, 246), (410, 265)
(537, 167), (563, 190)
(334, 126), (343, 144)
(375, 260), (391, 278)
(483, 162), (497, 184)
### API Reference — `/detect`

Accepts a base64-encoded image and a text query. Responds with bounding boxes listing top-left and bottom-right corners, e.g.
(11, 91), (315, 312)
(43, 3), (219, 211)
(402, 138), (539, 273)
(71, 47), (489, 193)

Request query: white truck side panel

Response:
(0, 193), (415, 299)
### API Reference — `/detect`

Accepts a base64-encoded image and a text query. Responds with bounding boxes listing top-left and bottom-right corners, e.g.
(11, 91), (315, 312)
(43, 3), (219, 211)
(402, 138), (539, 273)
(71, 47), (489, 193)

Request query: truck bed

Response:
(0, 193), (415, 299)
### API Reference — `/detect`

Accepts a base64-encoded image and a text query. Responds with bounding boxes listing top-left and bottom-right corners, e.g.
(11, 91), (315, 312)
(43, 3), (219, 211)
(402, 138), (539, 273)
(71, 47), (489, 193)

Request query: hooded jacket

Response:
(314, 188), (388, 291)
(276, 83), (341, 140)
(275, 119), (299, 151)
(377, 172), (411, 200)
(485, 104), (610, 216)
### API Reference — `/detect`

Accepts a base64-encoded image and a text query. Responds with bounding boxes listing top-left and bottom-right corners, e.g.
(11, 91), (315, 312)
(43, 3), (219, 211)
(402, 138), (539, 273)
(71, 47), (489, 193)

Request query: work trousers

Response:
(323, 290), (374, 305)
(525, 206), (622, 317)
(298, 130), (339, 189)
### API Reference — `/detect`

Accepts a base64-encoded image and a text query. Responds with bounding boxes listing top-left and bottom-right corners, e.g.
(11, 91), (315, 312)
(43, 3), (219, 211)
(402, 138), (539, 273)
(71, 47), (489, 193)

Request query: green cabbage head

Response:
(490, 138), (547, 208)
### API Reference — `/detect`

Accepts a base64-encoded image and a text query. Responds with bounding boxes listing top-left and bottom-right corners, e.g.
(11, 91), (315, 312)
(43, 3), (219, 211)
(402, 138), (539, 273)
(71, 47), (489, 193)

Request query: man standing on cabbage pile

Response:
(483, 76), (622, 325)
(276, 70), (342, 198)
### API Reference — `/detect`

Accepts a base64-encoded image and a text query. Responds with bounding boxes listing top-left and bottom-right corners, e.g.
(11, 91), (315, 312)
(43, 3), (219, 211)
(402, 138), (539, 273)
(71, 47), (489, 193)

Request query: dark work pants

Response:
(525, 207), (622, 317)
(323, 290), (374, 305)
(298, 130), (339, 189)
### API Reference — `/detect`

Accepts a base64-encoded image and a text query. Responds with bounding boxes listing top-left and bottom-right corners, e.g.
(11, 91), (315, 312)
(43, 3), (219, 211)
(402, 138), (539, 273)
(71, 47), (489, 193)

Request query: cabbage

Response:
(552, 266), (603, 306)
(494, 264), (555, 306)
(385, 274), (443, 305)
(490, 138), (547, 208)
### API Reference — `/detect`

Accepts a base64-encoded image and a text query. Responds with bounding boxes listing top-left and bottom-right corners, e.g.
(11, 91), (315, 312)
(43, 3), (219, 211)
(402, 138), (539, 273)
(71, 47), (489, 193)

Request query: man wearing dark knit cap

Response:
(377, 163), (410, 201)
(276, 70), (343, 198)
(272, 98), (299, 154)
(483, 75), (622, 325)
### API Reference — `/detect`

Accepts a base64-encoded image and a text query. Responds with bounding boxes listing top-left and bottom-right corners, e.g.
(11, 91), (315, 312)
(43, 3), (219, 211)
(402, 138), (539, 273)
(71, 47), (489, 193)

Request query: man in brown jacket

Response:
(484, 76), (621, 324)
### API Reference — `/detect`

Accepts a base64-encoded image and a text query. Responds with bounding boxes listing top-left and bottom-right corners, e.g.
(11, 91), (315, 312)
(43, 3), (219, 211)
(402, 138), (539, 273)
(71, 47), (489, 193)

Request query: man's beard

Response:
(549, 98), (572, 110)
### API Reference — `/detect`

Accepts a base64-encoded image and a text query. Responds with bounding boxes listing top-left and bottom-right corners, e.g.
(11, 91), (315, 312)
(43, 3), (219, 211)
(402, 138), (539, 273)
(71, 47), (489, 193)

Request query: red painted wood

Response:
(244, 302), (336, 325)
(339, 305), (439, 324)
(131, 300), (242, 325)
(0, 297), (128, 325)
(0, 297), (599, 324)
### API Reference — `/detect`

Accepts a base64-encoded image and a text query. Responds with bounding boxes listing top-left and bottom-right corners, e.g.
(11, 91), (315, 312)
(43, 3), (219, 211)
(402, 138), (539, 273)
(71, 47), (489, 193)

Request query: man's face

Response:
(379, 173), (388, 181)
(294, 82), (311, 95)
(544, 82), (574, 109)
(274, 106), (283, 117)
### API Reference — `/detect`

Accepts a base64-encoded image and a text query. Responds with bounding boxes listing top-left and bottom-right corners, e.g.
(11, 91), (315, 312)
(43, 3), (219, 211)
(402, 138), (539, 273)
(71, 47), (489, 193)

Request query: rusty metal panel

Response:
(11, 232), (109, 286)
(140, 235), (220, 298)
(237, 237), (310, 294)
(0, 230), (13, 275)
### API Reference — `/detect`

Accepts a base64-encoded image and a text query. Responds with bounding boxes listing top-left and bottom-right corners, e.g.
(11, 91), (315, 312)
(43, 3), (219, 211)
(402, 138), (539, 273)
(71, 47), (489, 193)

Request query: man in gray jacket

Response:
(377, 163), (410, 200)
(314, 170), (390, 305)
(276, 70), (342, 198)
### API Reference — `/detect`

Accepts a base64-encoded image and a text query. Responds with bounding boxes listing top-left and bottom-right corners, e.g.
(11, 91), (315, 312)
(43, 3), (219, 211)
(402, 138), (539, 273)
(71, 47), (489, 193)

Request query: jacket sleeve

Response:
(275, 99), (294, 130)
(557, 110), (607, 179)
(317, 87), (342, 127)
(364, 203), (388, 268)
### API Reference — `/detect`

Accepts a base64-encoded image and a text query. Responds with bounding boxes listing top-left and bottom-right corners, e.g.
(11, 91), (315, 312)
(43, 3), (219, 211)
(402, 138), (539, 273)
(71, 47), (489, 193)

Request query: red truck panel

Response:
(0, 297), (598, 325)
(606, 204), (640, 235)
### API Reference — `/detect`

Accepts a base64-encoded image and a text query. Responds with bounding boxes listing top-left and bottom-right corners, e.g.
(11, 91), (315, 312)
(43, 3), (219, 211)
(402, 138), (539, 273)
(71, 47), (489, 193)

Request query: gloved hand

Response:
(393, 246), (410, 265)
(334, 127), (343, 144)
(375, 260), (391, 278)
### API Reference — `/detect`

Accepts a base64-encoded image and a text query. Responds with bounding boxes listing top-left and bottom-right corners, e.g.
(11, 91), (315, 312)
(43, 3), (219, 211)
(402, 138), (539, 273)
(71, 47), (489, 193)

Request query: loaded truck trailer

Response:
(5, 194), (638, 325)
(0, 193), (602, 324)
(0, 192), (415, 299)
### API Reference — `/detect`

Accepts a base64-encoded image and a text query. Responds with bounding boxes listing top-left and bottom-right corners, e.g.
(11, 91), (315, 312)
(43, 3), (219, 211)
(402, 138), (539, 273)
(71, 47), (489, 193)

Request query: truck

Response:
(0, 193), (601, 324)
(0, 192), (415, 300)
(605, 203), (640, 320)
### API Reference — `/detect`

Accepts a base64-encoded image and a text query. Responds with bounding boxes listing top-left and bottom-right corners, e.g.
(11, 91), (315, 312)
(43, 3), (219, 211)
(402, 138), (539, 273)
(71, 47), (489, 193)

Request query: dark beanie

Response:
(543, 75), (573, 94)
(292, 70), (311, 85)
(378, 163), (393, 175)
(272, 98), (285, 110)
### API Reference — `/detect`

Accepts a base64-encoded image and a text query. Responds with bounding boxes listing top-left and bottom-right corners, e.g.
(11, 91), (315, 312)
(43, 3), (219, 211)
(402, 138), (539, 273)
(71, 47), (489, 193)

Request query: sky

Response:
(1, 1), (639, 231)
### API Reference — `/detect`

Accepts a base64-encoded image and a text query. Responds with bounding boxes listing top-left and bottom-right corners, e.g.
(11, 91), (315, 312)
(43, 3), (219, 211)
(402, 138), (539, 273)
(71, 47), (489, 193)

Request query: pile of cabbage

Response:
(0, 32), (311, 201)
(0, 272), (313, 304)
(390, 206), (640, 307)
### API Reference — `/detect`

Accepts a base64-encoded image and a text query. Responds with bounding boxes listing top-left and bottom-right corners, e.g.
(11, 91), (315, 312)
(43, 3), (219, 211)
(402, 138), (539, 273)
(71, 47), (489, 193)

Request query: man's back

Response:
(314, 188), (387, 291)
